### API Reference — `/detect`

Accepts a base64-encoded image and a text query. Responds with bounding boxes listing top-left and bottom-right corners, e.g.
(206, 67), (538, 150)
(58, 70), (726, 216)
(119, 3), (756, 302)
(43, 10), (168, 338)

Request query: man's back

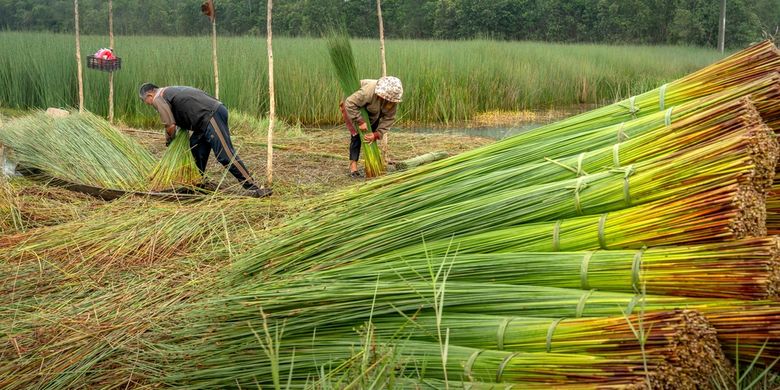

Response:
(159, 86), (221, 132)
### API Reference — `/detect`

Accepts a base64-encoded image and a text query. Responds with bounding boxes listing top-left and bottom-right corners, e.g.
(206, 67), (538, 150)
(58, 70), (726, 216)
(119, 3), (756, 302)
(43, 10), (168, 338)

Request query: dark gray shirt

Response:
(152, 86), (221, 132)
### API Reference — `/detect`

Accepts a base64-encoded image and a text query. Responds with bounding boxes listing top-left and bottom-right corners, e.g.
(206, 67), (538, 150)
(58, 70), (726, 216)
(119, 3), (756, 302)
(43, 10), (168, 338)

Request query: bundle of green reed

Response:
(392, 333), (725, 389)
(327, 32), (386, 177)
(374, 310), (723, 366)
(0, 112), (155, 190)
(313, 237), (780, 300)
(210, 277), (780, 362)
(378, 185), (761, 262)
(154, 268), (771, 388)
(147, 130), (201, 191)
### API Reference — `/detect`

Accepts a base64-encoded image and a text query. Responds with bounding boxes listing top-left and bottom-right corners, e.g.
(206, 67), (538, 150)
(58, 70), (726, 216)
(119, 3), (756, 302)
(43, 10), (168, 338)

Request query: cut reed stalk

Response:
(147, 130), (201, 191)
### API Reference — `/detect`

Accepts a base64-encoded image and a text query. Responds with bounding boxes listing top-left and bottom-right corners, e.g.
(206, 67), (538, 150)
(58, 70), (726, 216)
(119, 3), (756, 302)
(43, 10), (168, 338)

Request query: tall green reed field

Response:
(0, 31), (726, 127)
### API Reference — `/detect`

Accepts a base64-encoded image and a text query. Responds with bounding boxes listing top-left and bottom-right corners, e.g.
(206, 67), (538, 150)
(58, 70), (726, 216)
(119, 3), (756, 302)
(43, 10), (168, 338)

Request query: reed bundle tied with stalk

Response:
(0, 112), (155, 190)
(147, 130), (201, 191)
(313, 238), (780, 300)
(327, 33), (386, 177)
(389, 311), (728, 389)
(202, 277), (780, 363)
(373, 184), (763, 263)
(158, 269), (762, 387)
(365, 311), (732, 388)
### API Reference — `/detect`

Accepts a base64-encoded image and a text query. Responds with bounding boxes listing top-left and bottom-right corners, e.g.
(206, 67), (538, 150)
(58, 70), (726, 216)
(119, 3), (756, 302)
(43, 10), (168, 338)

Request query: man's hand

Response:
(358, 122), (368, 132)
(165, 125), (177, 147)
(363, 131), (381, 143)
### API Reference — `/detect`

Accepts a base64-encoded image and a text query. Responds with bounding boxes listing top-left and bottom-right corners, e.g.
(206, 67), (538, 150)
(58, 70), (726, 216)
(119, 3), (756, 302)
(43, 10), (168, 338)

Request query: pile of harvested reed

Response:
(0, 178), (103, 233)
(137, 41), (780, 388)
(0, 112), (155, 190)
(0, 196), (285, 274)
(231, 79), (780, 280)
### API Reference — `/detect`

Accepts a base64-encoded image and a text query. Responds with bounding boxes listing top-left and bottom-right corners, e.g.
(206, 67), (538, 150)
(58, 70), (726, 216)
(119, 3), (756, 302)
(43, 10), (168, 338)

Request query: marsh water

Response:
(398, 122), (545, 140)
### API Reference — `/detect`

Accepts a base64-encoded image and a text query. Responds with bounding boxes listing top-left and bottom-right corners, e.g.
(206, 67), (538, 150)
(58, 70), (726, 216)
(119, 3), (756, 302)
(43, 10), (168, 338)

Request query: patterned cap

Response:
(375, 76), (403, 103)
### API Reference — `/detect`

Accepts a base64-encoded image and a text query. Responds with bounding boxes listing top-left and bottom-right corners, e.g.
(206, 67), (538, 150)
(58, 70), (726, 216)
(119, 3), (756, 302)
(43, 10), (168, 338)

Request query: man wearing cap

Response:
(341, 76), (403, 178)
(138, 83), (270, 198)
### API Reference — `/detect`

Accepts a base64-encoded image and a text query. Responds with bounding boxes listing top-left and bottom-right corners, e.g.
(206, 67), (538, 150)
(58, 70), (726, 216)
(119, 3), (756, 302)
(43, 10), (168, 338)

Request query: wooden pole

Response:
(74, 0), (84, 113)
(266, 0), (275, 185)
(211, 1), (220, 99)
(376, 0), (389, 162)
(108, 0), (115, 123)
(718, 0), (726, 53)
(377, 0), (387, 77)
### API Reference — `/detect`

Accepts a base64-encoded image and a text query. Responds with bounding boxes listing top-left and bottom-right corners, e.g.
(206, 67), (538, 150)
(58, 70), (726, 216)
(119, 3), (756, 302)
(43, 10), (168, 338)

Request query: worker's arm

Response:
(344, 85), (371, 128)
(373, 104), (397, 139)
(151, 95), (177, 145)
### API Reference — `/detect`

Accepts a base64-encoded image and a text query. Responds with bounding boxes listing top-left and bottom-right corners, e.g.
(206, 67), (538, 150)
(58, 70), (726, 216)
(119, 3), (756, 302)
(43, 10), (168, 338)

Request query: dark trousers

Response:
(190, 105), (258, 190)
(349, 120), (380, 162)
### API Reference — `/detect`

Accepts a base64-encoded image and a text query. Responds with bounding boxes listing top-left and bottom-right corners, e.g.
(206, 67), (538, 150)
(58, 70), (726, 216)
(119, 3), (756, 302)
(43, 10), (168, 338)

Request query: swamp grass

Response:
(0, 31), (726, 127)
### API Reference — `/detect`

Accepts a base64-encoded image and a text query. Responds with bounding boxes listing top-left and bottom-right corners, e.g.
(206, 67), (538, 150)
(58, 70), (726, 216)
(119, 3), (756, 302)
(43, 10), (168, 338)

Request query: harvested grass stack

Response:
(327, 33), (386, 177)
(1, 274), (193, 390)
(316, 238), (780, 300)
(237, 117), (776, 278)
(147, 130), (201, 191)
(0, 112), (155, 190)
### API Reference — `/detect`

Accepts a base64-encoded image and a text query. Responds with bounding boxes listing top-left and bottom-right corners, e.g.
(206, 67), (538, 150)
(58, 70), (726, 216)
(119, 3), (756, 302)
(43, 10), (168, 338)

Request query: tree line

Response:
(1, 0), (778, 47)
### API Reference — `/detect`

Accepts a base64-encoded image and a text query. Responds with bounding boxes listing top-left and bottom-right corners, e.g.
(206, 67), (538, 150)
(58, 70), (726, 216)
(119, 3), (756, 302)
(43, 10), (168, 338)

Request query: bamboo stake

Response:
(74, 0), (84, 113)
(108, 0), (114, 123)
(266, 0), (274, 185)
(377, 0), (387, 78)
(377, 0), (389, 162)
(210, 1), (220, 99)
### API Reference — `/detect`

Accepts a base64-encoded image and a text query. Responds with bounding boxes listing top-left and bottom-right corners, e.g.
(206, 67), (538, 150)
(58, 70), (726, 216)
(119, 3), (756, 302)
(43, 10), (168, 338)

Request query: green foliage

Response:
(0, 32), (725, 126)
(0, 0), (776, 48)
